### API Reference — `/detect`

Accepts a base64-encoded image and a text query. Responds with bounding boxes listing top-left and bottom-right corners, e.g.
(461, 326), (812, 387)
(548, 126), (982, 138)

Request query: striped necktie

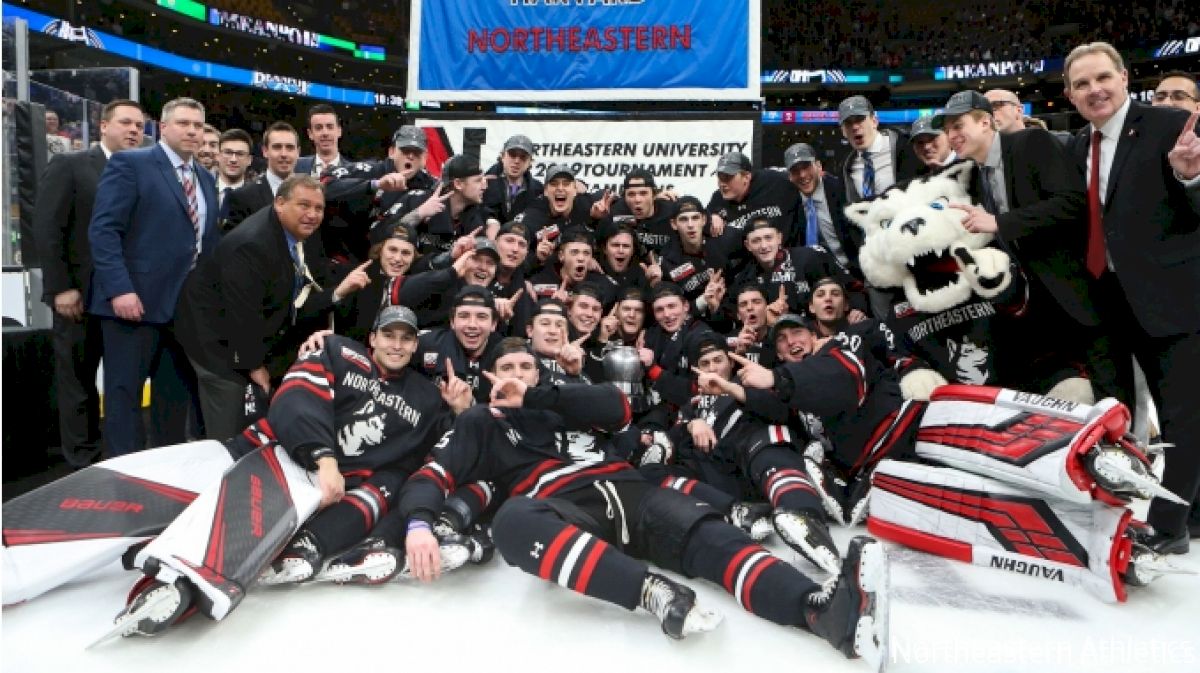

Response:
(180, 164), (200, 266)
(804, 197), (820, 247)
(292, 241), (321, 313)
(860, 151), (876, 198)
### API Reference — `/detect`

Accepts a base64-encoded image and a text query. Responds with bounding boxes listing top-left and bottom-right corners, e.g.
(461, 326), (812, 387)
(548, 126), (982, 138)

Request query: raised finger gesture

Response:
(728, 351), (775, 389)
(416, 182), (452, 220)
(1168, 109), (1200, 180)
(483, 371), (529, 408)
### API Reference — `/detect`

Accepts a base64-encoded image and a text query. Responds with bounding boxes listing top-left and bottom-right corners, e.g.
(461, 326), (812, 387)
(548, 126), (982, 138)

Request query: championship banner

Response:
(408, 0), (760, 102)
(416, 115), (758, 197)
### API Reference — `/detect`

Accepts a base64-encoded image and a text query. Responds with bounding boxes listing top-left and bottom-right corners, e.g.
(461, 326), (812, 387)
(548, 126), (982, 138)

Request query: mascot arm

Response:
(899, 368), (948, 401)
(951, 245), (1014, 300)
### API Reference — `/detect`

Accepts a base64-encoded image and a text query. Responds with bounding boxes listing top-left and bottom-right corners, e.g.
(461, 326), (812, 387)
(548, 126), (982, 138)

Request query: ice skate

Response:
(1123, 541), (1195, 587)
(1087, 442), (1186, 505)
(639, 572), (723, 639)
(803, 444), (848, 525)
(804, 536), (889, 671)
(89, 577), (194, 647)
(728, 501), (774, 541)
(258, 530), (324, 586)
(317, 537), (404, 585)
(773, 508), (841, 575)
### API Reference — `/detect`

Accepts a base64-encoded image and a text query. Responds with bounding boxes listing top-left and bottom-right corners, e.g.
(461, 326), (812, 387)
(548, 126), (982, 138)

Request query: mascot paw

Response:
(952, 246), (1012, 298)
(1045, 376), (1096, 405)
(900, 369), (948, 401)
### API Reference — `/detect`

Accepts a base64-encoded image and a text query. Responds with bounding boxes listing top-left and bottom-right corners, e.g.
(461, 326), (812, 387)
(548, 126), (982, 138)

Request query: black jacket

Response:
(222, 175), (275, 231)
(32, 145), (107, 303)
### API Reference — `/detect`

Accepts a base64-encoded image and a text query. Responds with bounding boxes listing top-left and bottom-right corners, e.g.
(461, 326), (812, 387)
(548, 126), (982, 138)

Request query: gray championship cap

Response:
(932, 91), (993, 128)
(910, 116), (942, 138)
(373, 305), (419, 333)
(838, 95), (874, 123)
(783, 143), (818, 169)
(473, 236), (501, 261)
(392, 125), (427, 151)
(715, 151), (752, 175)
(545, 163), (575, 181)
(502, 134), (535, 155)
(769, 313), (814, 343)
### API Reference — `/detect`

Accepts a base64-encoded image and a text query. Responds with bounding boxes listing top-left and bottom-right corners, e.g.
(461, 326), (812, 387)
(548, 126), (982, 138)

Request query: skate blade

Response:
(86, 586), (180, 648)
(1097, 453), (1188, 505)
(854, 543), (890, 673)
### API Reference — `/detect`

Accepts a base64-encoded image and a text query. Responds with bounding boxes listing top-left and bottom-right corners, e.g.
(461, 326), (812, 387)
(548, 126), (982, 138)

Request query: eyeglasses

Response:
(220, 149), (250, 158)
(1153, 90), (1198, 103)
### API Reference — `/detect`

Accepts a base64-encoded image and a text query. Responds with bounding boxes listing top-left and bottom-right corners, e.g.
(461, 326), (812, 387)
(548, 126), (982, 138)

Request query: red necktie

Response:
(1086, 130), (1106, 277)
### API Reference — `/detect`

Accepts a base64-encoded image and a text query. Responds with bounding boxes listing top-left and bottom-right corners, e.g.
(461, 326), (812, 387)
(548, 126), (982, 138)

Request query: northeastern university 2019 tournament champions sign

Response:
(408, 1), (761, 197)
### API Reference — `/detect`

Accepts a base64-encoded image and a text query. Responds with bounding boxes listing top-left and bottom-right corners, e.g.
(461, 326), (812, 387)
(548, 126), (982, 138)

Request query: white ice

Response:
(3, 527), (1198, 673)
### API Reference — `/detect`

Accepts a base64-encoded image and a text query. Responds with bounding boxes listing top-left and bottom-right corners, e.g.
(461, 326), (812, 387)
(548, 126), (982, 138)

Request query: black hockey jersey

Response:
(232, 335), (453, 475)
(398, 383), (637, 525)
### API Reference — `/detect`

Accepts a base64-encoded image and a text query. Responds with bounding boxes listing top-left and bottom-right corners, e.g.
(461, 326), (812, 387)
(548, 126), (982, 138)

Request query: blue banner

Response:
(409, 0), (759, 102)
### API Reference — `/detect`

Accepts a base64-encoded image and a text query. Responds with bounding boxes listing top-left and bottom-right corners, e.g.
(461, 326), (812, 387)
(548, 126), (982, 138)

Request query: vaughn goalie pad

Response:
(915, 385), (1162, 507)
(129, 444), (321, 621)
(2, 441), (233, 606)
(867, 459), (1134, 603)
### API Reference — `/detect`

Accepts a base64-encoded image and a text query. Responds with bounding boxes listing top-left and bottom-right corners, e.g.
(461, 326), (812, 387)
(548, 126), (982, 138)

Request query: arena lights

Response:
(1153, 36), (1200, 58)
(4, 4), (401, 107)
(156, 0), (386, 61)
(761, 103), (1032, 126)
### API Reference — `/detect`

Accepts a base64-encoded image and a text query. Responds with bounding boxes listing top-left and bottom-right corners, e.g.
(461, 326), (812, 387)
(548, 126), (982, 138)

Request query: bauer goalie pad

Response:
(128, 444), (321, 621)
(915, 386), (1178, 507)
(2, 441), (233, 606)
(868, 459), (1136, 603)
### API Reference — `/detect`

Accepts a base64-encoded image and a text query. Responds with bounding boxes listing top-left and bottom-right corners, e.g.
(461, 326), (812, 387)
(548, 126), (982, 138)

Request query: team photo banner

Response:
(408, 0), (760, 102)
(417, 115), (757, 197)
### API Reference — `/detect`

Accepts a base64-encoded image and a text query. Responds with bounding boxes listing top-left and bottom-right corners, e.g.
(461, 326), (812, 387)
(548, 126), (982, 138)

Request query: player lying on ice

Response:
(96, 305), (496, 645)
(396, 336), (891, 669)
(716, 312), (1189, 604)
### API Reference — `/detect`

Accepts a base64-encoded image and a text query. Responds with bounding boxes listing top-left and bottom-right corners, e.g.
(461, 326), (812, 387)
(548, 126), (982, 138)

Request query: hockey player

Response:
(659, 196), (739, 328)
(682, 328), (841, 573)
(727, 283), (777, 367)
(397, 337), (890, 667)
(102, 306), (487, 642)
(412, 286), (504, 402)
(600, 169), (678, 257)
(528, 230), (619, 307)
(519, 164), (603, 266)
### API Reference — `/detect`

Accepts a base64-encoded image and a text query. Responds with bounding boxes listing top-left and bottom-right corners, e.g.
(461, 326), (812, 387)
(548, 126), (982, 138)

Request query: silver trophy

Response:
(602, 345), (649, 413)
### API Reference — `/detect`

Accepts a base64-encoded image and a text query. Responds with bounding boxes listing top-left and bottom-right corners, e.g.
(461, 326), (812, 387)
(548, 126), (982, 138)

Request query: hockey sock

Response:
(442, 481), (496, 531)
(680, 519), (816, 626)
(493, 497), (648, 610)
(750, 447), (824, 513)
(305, 482), (391, 556)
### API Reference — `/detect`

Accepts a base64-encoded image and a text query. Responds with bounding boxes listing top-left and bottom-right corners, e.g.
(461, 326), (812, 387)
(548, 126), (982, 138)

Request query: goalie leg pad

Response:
(867, 459), (1134, 603)
(2, 440), (232, 606)
(130, 444), (322, 621)
(918, 387), (1154, 506)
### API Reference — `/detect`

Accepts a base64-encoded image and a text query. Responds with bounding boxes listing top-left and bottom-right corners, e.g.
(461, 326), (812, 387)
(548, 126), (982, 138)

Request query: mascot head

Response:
(844, 161), (1009, 313)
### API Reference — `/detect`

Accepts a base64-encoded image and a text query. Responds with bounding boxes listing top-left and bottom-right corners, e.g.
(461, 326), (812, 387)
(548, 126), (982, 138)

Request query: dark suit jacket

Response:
(795, 173), (864, 277)
(33, 145), (107, 304)
(991, 129), (1100, 327)
(840, 128), (921, 203)
(87, 144), (220, 324)
(295, 154), (351, 177)
(1069, 102), (1200, 337)
(175, 205), (338, 377)
(223, 175), (275, 231)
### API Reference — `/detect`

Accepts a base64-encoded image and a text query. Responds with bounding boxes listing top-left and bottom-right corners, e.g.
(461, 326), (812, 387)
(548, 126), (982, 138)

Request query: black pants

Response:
(1098, 272), (1200, 536)
(50, 312), (103, 459)
(492, 480), (819, 627)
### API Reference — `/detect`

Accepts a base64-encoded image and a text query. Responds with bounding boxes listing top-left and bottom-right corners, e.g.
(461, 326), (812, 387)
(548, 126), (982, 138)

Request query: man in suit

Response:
(932, 90), (1102, 398)
(295, 104), (350, 177)
(176, 175), (372, 440)
(214, 128), (252, 221)
(33, 99), (145, 465)
(1063, 42), (1200, 553)
(1152, 71), (1199, 113)
(223, 121), (299, 230)
(783, 142), (860, 277)
(837, 95), (920, 204)
(87, 97), (220, 457)
(909, 116), (955, 173)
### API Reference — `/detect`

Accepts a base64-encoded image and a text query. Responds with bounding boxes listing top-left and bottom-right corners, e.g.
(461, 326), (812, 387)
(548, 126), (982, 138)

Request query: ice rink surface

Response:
(4, 526), (1198, 673)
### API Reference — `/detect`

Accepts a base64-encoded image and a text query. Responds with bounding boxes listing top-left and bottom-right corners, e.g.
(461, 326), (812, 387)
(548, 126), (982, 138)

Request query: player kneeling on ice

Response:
(731, 333), (1189, 604)
(396, 337), (890, 669)
(99, 306), (493, 645)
